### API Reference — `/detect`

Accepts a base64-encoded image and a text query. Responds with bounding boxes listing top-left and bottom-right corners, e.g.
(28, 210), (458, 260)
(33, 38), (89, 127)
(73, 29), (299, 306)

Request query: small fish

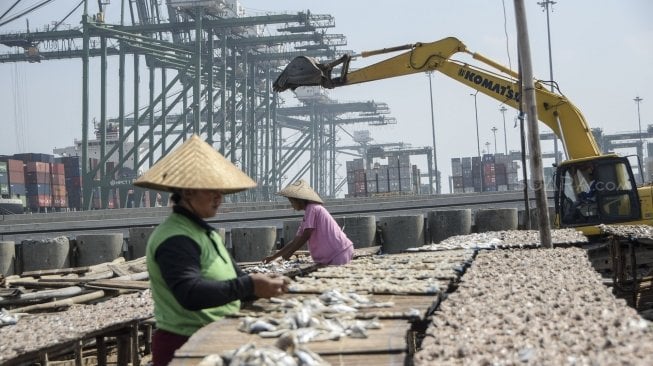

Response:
(197, 354), (224, 366)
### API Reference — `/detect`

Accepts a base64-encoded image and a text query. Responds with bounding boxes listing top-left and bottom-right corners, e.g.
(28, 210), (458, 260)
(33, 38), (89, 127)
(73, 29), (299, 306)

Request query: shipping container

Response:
(25, 171), (52, 185)
(346, 159), (365, 172)
(452, 176), (464, 189)
(60, 156), (82, 178)
(27, 194), (52, 208)
(462, 157), (472, 169)
(495, 163), (508, 186)
(52, 193), (68, 208)
(68, 191), (82, 210)
(65, 176), (82, 188)
(482, 154), (495, 163)
(10, 183), (26, 196)
(26, 183), (52, 196)
(13, 153), (54, 164)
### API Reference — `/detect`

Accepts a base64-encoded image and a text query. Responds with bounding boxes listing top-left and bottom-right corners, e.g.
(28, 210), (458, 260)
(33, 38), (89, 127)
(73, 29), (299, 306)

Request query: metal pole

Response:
(635, 96), (644, 181)
(471, 91), (481, 157)
(538, 0), (559, 164)
(193, 7), (203, 135)
(500, 105), (508, 154)
(471, 91), (482, 191)
(428, 72), (438, 194)
(515, 0), (552, 248)
(491, 126), (498, 154)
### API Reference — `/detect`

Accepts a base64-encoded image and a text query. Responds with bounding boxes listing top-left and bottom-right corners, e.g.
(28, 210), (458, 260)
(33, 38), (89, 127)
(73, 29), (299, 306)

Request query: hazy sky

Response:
(1, 1), (651, 194)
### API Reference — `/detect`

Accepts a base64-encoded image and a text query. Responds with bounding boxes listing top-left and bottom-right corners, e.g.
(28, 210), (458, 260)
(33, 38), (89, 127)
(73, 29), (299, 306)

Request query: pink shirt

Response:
(297, 203), (354, 265)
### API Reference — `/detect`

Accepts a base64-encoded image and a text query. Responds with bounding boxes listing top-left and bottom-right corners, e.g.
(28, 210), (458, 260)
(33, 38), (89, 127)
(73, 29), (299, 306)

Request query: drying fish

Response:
(197, 354), (224, 366)
(223, 343), (297, 366)
(408, 229), (587, 252)
(0, 308), (18, 326)
(239, 316), (278, 333)
(241, 258), (312, 275)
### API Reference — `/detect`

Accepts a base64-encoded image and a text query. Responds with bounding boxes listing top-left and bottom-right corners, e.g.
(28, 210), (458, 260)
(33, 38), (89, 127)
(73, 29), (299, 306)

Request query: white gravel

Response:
(415, 247), (653, 365)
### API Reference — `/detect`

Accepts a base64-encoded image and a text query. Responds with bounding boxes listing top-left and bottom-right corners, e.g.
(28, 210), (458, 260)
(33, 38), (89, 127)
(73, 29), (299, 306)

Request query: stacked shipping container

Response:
(60, 156), (82, 210)
(346, 158), (366, 197)
(451, 153), (520, 193)
(1, 153), (157, 213)
(346, 155), (417, 197)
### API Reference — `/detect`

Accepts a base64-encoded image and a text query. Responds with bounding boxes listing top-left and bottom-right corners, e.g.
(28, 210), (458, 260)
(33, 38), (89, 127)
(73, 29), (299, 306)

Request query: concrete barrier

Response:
(282, 220), (306, 250)
(336, 215), (377, 248)
(378, 214), (425, 254)
(474, 208), (519, 232)
(128, 227), (156, 260)
(0, 241), (15, 276)
(232, 226), (277, 263)
(75, 233), (124, 267)
(19, 236), (70, 273)
(528, 207), (557, 229)
(427, 209), (472, 244)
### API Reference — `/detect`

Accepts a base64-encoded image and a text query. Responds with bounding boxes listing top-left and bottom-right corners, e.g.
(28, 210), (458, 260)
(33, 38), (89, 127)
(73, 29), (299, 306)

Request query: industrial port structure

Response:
(0, 0), (409, 210)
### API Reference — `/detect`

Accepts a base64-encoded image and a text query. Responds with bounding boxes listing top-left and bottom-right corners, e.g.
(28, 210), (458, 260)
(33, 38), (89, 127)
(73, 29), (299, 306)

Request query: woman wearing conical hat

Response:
(263, 179), (354, 265)
(134, 135), (290, 366)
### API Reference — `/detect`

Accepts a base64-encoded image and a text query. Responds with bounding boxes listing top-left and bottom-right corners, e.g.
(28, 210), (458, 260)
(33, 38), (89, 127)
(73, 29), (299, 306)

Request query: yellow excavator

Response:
(273, 37), (653, 236)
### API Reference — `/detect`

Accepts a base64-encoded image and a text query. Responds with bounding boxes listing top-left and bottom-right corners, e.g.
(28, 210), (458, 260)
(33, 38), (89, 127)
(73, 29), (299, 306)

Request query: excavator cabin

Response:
(555, 156), (641, 235)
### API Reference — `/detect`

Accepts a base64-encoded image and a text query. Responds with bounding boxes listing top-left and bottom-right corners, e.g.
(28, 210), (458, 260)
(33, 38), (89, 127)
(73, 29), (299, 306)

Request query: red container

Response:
(52, 193), (68, 208)
(50, 163), (65, 175)
(53, 185), (67, 196)
(27, 194), (52, 208)
(25, 161), (50, 174)
(25, 171), (52, 185)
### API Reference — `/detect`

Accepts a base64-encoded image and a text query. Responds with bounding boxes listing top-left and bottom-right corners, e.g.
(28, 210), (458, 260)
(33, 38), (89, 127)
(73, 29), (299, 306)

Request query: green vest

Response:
(146, 212), (240, 336)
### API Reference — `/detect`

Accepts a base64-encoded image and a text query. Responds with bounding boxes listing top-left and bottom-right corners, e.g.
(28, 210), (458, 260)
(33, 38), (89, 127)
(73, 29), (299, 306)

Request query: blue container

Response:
(10, 183), (26, 195)
(26, 183), (51, 196)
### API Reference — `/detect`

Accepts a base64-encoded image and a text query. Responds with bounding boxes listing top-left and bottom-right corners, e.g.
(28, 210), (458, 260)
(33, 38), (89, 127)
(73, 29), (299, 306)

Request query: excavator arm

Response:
(274, 36), (601, 159)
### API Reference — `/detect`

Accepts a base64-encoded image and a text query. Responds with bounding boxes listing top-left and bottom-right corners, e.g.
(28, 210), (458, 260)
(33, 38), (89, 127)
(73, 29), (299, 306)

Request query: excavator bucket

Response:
(273, 54), (351, 92)
(273, 56), (326, 92)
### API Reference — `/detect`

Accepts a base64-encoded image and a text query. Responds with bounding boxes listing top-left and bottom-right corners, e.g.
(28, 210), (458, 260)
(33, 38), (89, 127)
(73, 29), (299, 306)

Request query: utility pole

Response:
(538, 0), (560, 164)
(515, 0), (552, 248)
(471, 91), (483, 191)
(427, 72), (439, 194)
(500, 105), (508, 154)
(635, 96), (644, 181)
(491, 127), (499, 154)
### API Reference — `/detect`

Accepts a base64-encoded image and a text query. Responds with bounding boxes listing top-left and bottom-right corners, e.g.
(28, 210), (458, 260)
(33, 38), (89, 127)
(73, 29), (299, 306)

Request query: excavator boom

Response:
(274, 37), (600, 159)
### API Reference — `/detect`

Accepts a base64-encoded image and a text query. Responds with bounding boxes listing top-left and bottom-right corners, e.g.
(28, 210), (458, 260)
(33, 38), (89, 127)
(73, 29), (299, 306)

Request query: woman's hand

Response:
(249, 273), (290, 298)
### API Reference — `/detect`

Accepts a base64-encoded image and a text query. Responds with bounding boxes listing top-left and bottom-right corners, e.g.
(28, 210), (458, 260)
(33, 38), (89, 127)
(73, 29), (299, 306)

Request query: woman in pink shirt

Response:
(264, 180), (354, 265)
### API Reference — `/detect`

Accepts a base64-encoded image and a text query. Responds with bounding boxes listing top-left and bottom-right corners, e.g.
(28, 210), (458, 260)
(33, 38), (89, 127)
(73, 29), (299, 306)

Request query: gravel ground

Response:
(0, 290), (152, 363)
(409, 229), (587, 252)
(598, 224), (653, 240)
(414, 247), (653, 365)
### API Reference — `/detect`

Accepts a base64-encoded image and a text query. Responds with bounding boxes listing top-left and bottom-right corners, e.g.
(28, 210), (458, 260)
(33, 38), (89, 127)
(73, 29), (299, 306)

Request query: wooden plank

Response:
(322, 352), (406, 366)
(85, 280), (150, 291)
(238, 293), (438, 320)
(174, 318), (409, 359)
(169, 352), (406, 366)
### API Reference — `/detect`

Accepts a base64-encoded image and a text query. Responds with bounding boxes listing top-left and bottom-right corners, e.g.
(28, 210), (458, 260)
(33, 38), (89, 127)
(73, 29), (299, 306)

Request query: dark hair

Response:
(170, 189), (182, 204)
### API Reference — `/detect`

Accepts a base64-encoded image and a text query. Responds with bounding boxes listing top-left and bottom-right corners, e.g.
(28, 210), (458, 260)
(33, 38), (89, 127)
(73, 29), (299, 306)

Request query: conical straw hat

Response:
(276, 179), (323, 204)
(134, 135), (257, 193)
